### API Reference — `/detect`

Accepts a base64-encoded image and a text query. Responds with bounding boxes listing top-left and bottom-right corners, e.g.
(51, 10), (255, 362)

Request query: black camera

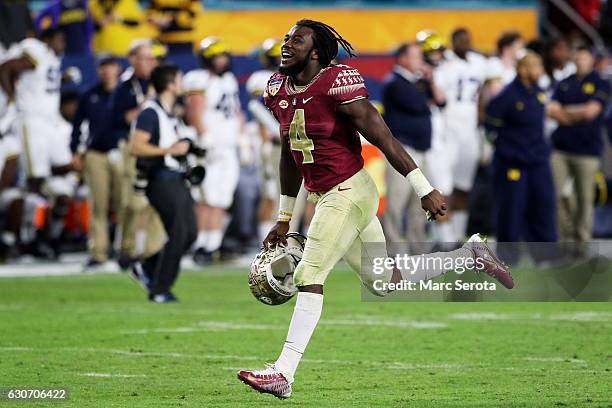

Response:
(176, 139), (207, 185)
(188, 143), (206, 158)
(185, 164), (206, 185)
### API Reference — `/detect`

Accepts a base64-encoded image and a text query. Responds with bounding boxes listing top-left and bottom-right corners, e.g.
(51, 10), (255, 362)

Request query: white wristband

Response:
(278, 195), (296, 222)
(406, 168), (434, 199)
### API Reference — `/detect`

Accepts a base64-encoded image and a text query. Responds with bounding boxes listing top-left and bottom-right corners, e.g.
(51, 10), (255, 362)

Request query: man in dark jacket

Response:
(548, 46), (611, 253)
(71, 55), (121, 268)
(382, 42), (444, 244)
(485, 52), (556, 253)
(112, 40), (165, 270)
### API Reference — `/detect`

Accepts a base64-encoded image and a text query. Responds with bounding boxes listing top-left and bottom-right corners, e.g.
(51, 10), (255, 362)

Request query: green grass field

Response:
(1, 267), (611, 407)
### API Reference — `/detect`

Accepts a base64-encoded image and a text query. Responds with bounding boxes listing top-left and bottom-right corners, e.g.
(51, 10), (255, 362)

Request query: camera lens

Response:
(186, 165), (206, 185)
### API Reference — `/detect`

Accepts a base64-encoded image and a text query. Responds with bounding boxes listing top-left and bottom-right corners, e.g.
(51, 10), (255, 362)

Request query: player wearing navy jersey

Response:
(236, 20), (513, 399)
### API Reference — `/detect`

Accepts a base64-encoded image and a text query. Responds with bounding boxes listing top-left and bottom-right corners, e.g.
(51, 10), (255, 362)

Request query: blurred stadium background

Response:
(1, 1), (611, 405)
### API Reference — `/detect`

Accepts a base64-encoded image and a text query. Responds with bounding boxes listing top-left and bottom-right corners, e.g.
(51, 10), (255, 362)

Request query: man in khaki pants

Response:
(111, 40), (166, 269)
(70, 56), (124, 268)
(547, 46), (610, 254)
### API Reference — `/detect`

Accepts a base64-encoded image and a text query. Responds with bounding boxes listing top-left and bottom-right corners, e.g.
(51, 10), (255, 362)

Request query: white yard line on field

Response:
(0, 346), (466, 371)
(121, 327), (206, 334)
(548, 312), (612, 322)
(120, 318), (447, 335)
(0, 346), (601, 373)
(121, 321), (277, 334)
(449, 312), (543, 320)
(498, 367), (601, 373)
(80, 372), (146, 378)
(197, 321), (277, 330)
(320, 318), (447, 329)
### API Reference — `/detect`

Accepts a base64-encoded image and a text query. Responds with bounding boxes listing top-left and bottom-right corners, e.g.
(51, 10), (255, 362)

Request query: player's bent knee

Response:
(293, 263), (328, 288)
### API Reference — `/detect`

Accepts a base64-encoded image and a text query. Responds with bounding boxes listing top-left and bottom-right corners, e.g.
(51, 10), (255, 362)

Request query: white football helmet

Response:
(249, 233), (306, 305)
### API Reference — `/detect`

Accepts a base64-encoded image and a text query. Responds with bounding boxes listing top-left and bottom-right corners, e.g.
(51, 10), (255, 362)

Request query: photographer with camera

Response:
(128, 64), (198, 303)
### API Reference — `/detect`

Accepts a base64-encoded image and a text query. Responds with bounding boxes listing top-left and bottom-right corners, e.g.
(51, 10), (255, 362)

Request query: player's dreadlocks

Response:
(295, 19), (356, 66)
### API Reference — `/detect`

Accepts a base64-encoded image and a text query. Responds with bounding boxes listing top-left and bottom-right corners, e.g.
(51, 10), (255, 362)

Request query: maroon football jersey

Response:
(264, 64), (369, 192)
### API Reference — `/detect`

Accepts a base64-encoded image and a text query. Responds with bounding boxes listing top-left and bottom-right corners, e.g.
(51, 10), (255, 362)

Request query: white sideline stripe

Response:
(524, 357), (587, 364)
(0, 253), (256, 278)
(80, 372), (146, 378)
(0, 264), (120, 277)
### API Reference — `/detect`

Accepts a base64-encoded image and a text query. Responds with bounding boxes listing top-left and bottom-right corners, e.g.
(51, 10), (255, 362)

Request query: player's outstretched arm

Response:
(338, 99), (447, 219)
(263, 135), (303, 249)
(338, 99), (417, 176)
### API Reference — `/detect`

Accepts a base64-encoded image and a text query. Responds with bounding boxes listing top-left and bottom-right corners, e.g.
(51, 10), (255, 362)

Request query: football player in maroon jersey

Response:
(237, 20), (513, 399)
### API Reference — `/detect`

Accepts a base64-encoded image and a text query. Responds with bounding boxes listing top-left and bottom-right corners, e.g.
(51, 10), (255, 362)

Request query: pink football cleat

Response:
(237, 364), (292, 399)
(465, 234), (515, 289)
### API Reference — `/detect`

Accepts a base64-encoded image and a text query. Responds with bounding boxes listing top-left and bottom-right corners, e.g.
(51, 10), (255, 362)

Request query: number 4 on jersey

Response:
(289, 109), (315, 164)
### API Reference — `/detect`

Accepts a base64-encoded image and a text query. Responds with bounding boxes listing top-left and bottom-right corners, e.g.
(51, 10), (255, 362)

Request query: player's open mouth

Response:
(281, 50), (294, 64)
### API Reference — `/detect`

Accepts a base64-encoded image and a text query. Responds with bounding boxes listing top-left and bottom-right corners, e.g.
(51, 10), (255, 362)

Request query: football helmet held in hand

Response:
(249, 233), (306, 305)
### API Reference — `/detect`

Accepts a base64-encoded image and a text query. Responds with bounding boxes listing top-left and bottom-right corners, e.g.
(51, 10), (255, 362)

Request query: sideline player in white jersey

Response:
(0, 98), (22, 261)
(480, 32), (526, 124)
(246, 38), (282, 240)
(0, 28), (70, 193)
(486, 32), (525, 90)
(538, 37), (576, 138)
(0, 42), (23, 260)
(0, 28), (72, 258)
(417, 30), (455, 246)
(478, 32), (526, 173)
(0, 43), (18, 138)
(184, 37), (243, 264)
(434, 28), (488, 241)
